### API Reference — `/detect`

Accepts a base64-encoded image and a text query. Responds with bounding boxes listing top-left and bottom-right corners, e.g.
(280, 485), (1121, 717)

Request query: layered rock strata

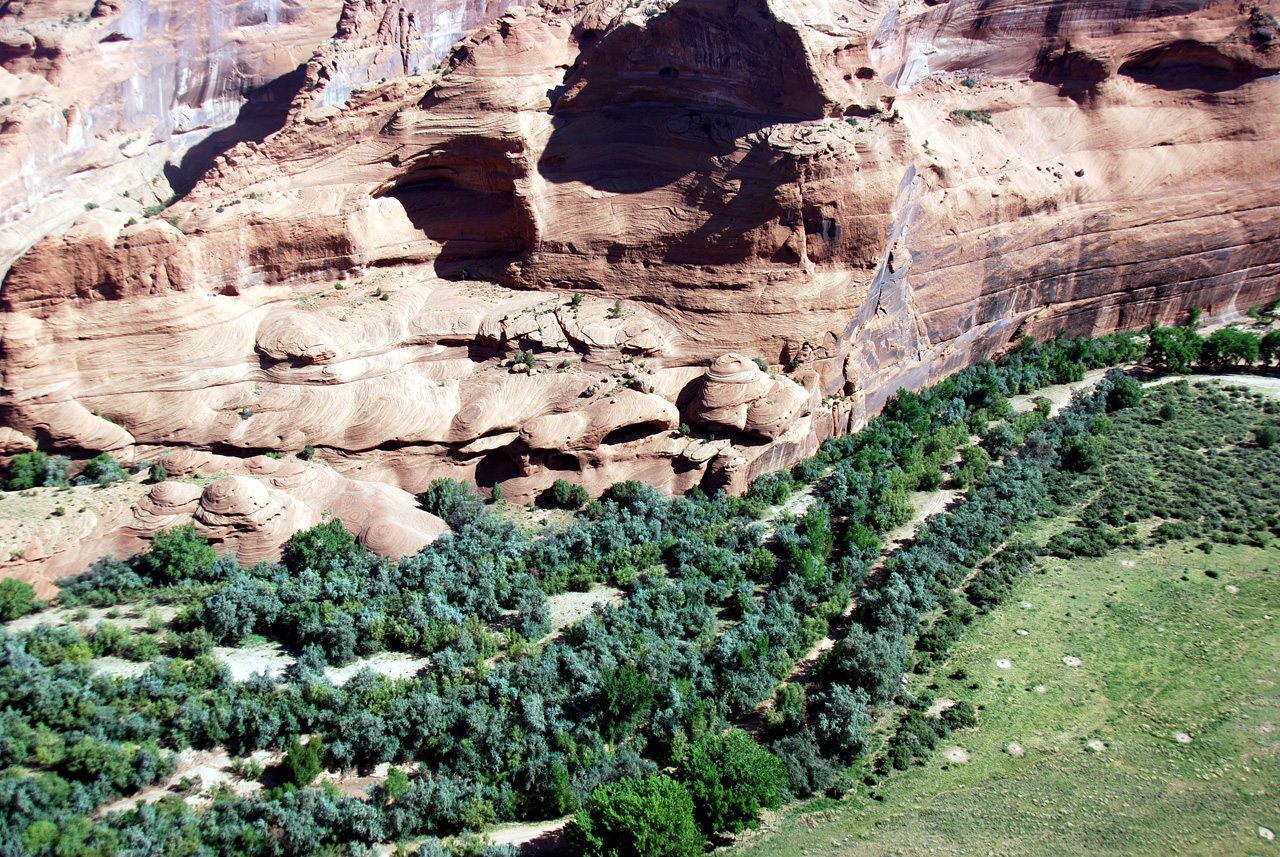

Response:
(2, 0), (1280, 580)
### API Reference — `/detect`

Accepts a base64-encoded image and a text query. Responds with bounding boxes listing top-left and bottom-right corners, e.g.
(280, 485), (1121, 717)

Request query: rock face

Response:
(0, 0), (514, 273)
(3, 0), (1280, 580)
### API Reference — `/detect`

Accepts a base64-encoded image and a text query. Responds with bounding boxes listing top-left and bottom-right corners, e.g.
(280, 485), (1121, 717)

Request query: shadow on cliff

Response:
(163, 63), (309, 199)
(537, 0), (828, 194)
(385, 0), (834, 281)
(1117, 41), (1274, 93)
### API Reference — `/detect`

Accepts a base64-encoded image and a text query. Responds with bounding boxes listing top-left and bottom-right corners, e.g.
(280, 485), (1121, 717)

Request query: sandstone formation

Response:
(2, 0), (1280, 581)
(691, 353), (811, 440)
(2, 450), (447, 597)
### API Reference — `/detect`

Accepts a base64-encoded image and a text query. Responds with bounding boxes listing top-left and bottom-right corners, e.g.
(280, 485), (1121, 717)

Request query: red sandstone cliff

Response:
(2, 0), (1279, 581)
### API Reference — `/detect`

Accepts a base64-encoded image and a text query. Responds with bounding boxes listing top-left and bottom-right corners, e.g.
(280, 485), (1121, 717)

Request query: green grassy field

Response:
(732, 540), (1280, 857)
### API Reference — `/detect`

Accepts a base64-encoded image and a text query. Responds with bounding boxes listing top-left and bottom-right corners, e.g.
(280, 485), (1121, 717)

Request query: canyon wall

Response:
(2, 0), (1279, 581)
(0, 0), (514, 274)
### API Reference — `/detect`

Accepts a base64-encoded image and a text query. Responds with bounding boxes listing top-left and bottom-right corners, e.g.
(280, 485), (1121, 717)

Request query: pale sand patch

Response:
(325, 651), (431, 685)
(927, 698), (957, 717)
(945, 747), (970, 764)
(1174, 732), (1194, 744)
(215, 644), (294, 682)
(545, 583), (625, 636)
(1087, 739), (1107, 753)
(1006, 742), (1025, 757)
(1121, 560), (1136, 567)
(90, 656), (152, 679)
(1261, 722), (1275, 734)
(1063, 656), (1082, 667)
(1259, 827), (1276, 842)
(1020, 601), (1033, 609)
(1225, 584), (1240, 594)
(995, 658), (1013, 669)
(1016, 628), (1029, 636)
(1035, 685), (1048, 694)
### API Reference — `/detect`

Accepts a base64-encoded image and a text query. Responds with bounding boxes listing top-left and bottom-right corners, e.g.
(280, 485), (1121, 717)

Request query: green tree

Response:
(282, 519), (357, 573)
(3, 451), (69, 491)
(78, 453), (127, 486)
(384, 767), (409, 803)
(550, 478), (590, 510)
(281, 737), (324, 787)
(1255, 425), (1278, 449)
(418, 478), (486, 529)
(1260, 330), (1280, 365)
(0, 577), (36, 620)
(1105, 375), (1143, 411)
(1061, 434), (1101, 472)
(1201, 328), (1260, 367)
(599, 664), (654, 741)
(1146, 326), (1202, 373)
(569, 774), (703, 857)
(146, 524), (217, 582)
(679, 729), (786, 835)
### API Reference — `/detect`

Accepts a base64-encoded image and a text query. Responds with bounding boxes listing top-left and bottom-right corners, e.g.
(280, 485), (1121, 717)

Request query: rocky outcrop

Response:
(3, 450), (447, 596)
(2, 0), (1280, 582)
(691, 354), (810, 440)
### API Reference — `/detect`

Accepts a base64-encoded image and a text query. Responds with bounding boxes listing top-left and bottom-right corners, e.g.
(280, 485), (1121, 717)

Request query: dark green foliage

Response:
(419, 478), (487, 529)
(77, 453), (127, 487)
(0, 329), (1216, 857)
(983, 421), (1020, 457)
(282, 519), (358, 573)
(1201, 328), (1260, 367)
(679, 729), (786, 834)
(1060, 434), (1101, 472)
(146, 524), (217, 582)
(1261, 330), (1280, 365)
(569, 775), (703, 857)
(147, 460), (168, 483)
(299, 444), (316, 460)
(3, 451), (69, 490)
(0, 577), (36, 620)
(941, 700), (978, 730)
(550, 478), (590, 510)
(1146, 325), (1202, 372)
(1256, 425), (1278, 449)
(766, 682), (805, 733)
(949, 108), (992, 125)
(819, 624), (908, 705)
(599, 664), (655, 741)
(281, 737), (323, 787)
(811, 684), (872, 758)
(1105, 375), (1143, 411)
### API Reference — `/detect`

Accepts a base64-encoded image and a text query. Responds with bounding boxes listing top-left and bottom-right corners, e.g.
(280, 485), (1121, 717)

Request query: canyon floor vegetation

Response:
(2, 320), (1279, 857)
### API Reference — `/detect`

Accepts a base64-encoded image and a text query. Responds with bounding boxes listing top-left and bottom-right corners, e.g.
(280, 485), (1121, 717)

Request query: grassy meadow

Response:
(733, 539), (1280, 857)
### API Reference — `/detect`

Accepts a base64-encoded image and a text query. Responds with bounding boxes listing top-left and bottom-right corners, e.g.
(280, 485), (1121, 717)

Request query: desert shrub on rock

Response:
(3, 451), (70, 490)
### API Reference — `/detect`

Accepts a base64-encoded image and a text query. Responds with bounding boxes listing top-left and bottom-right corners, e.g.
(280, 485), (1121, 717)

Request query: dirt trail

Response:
(1009, 368), (1110, 417)
(487, 818), (569, 854)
